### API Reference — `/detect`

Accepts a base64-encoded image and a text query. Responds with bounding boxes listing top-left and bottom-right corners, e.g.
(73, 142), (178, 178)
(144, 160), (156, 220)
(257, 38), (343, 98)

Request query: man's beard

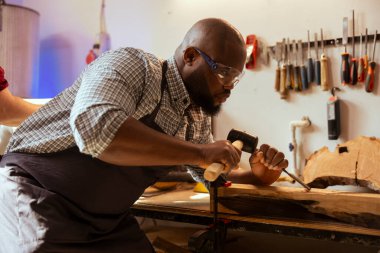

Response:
(184, 69), (224, 116)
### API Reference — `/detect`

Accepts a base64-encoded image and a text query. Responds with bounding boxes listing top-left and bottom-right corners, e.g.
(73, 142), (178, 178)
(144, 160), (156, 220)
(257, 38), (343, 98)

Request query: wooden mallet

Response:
(204, 129), (258, 182)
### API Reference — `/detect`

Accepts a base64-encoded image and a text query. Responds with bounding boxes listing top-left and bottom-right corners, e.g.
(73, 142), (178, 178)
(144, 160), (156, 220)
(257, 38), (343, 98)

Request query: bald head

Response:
(175, 18), (246, 71)
(173, 19), (246, 115)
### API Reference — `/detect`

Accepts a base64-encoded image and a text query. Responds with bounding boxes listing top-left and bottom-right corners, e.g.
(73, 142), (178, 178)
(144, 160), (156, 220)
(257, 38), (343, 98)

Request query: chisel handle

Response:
(280, 65), (287, 99)
(357, 58), (366, 82)
(204, 140), (243, 182)
(293, 66), (302, 91)
(301, 65), (308, 90)
(320, 53), (328, 91)
(363, 55), (369, 69)
(274, 67), (280, 91)
(286, 64), (294, 90)
(314, 60), (321, 85)
(350, 58), (358, 85)
(341, 53), (350, 85)
(365, 61), (376, 93)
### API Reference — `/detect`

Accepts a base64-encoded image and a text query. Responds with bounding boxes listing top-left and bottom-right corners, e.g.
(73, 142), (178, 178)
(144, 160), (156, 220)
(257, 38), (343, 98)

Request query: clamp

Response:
(188, 176), (232, 253)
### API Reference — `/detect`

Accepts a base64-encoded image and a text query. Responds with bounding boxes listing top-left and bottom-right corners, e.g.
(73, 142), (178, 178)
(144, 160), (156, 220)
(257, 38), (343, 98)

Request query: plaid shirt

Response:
(7, 48), (213, 180)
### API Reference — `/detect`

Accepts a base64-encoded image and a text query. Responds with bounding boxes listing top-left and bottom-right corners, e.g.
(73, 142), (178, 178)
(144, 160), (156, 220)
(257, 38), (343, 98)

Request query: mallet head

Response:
(227, 129), (258, 153)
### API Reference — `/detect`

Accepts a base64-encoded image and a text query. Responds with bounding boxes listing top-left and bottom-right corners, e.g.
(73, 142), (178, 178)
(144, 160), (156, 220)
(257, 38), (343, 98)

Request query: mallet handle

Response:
(204, 140), (243, 182)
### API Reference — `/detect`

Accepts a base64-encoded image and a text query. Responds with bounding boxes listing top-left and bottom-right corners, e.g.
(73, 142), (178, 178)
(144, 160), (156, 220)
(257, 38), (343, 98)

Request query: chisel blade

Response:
(275, 42), (282, 63)
(343, 17), (348, 51)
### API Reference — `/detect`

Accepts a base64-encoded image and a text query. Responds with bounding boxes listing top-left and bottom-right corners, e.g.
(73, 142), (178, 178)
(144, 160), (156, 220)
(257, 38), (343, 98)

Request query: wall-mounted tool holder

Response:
(269, 33), (380, 51)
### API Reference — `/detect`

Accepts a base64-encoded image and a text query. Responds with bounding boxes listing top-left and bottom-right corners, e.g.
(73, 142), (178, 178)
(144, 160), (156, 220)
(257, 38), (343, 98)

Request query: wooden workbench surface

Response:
(133, 183), (380, 239)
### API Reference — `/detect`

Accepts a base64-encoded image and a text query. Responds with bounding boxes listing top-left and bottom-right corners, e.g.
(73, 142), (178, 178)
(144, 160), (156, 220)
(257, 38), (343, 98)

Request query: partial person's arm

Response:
(0, 67), (41, 126)
(0, 88), (41, 126)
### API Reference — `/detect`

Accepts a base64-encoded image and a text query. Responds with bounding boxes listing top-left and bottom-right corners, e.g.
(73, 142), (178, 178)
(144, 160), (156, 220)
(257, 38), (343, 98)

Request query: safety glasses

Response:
(193, 47), (244, 88)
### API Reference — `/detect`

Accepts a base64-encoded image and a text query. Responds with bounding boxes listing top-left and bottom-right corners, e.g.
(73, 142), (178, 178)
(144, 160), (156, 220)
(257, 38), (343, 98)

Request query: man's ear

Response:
(183, 47), (198, 66)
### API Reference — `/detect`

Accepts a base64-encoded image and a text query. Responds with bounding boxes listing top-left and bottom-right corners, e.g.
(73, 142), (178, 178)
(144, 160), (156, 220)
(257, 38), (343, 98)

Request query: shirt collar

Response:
(165, 56), (191, 114)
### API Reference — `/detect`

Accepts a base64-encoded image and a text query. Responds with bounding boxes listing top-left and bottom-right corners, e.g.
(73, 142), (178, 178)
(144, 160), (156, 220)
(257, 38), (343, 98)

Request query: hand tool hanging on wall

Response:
(280, 39), (288, 99)
(358, 33), (366, 83)
(274, 42), (282, 92)
(364, 28), (369, 70)
(307, 30), (314, 86)
(85, 0), (111, 64)
(350, 10), (358, 85)
(314, 33), (321, 85)
(245, 34), (258, 70)
(327, 87), (341, 140)
(341, 17), (351, 85)
(299, 40), (308, 91)
(365, 30), (378, 93)
(286, 38), (294, 90)
(293, 40), (302, 91)
(320, 29), (329, 91)
(0, 0), (5, 32)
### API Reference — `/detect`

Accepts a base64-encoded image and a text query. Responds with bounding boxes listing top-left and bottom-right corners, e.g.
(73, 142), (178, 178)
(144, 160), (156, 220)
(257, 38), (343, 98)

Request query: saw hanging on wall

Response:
(86, 0), (111, 64)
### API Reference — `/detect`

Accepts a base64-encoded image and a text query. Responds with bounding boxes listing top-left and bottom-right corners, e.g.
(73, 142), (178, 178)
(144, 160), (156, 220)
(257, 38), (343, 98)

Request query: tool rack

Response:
(269, 33), (380, 52)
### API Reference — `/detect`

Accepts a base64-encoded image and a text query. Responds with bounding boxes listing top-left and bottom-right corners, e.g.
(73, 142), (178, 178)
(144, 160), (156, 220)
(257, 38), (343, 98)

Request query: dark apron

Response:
(0, 62), (171, 253)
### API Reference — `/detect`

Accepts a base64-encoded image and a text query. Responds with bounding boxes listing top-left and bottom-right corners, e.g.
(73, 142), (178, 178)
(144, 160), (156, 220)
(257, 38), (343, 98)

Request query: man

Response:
(0, 18), (287, 252)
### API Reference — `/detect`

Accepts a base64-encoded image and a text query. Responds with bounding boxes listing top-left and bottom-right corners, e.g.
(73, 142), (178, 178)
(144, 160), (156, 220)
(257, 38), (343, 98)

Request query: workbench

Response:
(131, 183), (380, 248)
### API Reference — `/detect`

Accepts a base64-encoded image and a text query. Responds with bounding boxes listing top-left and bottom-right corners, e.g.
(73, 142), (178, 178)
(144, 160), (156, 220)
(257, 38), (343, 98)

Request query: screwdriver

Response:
(320, 29), (329, 91)
(293, 40), (301, 91)
(365, 30), (377, 93)
(307, 30), (314, 86)
(314, 33), (321, 85)
(350, 10), (358, 85)
(357, 33), (366, 82)
(299, 40), (308, 91)
(341, 17), (350, 85)
(286, 38), (294, 90)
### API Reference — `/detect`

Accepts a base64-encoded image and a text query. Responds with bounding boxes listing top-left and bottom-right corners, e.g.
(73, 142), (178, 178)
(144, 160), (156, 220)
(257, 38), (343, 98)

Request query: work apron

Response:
(0, 62), (172, 253)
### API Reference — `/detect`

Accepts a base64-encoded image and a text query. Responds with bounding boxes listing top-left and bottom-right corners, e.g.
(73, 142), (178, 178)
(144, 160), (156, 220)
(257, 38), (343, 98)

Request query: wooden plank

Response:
(212, 183), (380, 229)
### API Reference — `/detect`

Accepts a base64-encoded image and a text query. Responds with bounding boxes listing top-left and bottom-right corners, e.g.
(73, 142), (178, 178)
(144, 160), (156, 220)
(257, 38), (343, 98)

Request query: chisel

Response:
(299, 40), (308, 91)
(358, 33), (366, 82)
(350, 10), (358, 85)
(274, 42), (282, 92)
(280, 39), (288, 99)
(341, 17), (350, 85)
(364, 28), (369, 70)
(307, 30), (314, 85)
(365, 30), (377, 93)
(314, 33), (321, 85)
(286, 38), (294, 90)
(320, 28), (329, 91)
(293, 40), (301, 91)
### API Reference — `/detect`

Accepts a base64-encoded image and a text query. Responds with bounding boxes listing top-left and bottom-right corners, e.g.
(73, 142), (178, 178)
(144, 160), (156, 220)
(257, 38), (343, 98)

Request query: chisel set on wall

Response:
(269, 10), (379, 99)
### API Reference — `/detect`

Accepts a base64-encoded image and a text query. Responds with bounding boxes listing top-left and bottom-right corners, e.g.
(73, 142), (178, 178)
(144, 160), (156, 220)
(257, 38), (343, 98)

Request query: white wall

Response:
(8, 0), (380, 174)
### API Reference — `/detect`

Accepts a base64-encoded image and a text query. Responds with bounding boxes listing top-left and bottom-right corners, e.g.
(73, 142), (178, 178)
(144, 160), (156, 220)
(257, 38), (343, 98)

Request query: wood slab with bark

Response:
(212, 183), (380, 229)
(303, 136), (380, 192)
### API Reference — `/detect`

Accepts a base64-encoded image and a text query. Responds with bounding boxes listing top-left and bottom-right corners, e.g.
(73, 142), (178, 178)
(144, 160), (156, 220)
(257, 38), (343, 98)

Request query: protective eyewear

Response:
(194, 47), (244, 88)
